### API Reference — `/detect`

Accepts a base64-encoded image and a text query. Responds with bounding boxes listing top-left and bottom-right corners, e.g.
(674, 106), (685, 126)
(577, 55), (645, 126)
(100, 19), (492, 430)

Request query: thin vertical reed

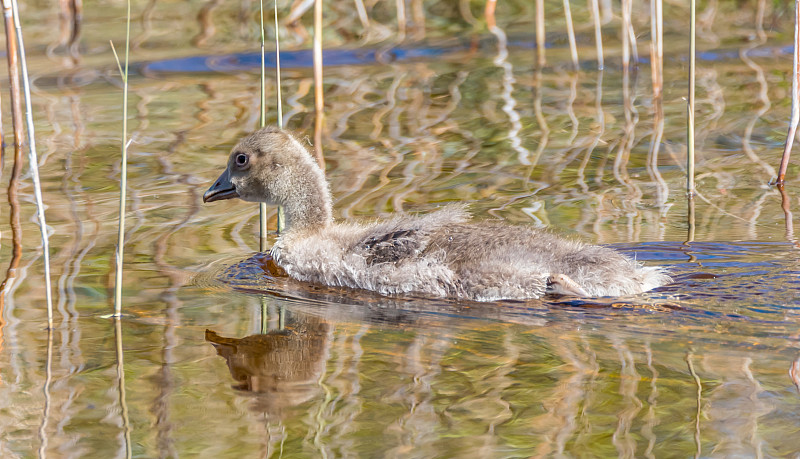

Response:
(778, 0), (800, 184)
(2, 0), (22, 183)
(687, 0), (696, 195)
(274, 0), (285, 234)
(650, 0), (663, 101)
(313, 0), (325, 168)
(7, 0), (54, 327)
(259, 0), (268, 251)
(563, 0), (578, 70)
(108, 2), (132, 451)
(110, 0), (131, 317)
(620, 0), (631, 73)
(535, 0), (545, 67)
(589, 0), (603, 69)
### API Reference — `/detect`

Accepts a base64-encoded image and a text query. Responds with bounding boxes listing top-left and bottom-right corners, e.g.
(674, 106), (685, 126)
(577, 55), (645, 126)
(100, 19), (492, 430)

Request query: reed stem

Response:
(110, 0), (131, 317)
(590, 0), (604, 69)
(563, 0), (578, 70)
(8, 0), (54, 326)
(650, 0), (663, 101)
(687, 0), (696, 196)
(778, 0), (800, 184)
(274, 0), (285, 234)
(313, 0), (325, 168)
(535, 0), (545, 67)
(259, 0), (268, 251)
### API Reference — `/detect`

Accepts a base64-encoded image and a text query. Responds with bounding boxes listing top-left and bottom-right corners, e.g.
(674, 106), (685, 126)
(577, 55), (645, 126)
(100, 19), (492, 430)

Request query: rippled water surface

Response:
(2, 0), (800, 457)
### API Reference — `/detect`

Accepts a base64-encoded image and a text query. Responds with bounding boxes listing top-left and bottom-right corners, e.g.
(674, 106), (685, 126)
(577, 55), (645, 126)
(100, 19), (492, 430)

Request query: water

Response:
(2, 0), (800, 457)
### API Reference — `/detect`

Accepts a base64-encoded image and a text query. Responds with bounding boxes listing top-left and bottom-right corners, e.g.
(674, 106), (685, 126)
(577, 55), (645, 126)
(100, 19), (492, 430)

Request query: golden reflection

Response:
(791, 357), (800, 393)
(489, 11), (531, 166)
(206, 313), (331, 418)
(613, 54), (643, 237)
(47, 0), (82, 66)
(642, 343), (658, 459)
(611, 338), (642, 458)
(646, 93), (670, 239)
(0, 139), (23, 347)
(778, 184), (798, 246)
(115, 317), (132, 459)
(8, 1), (800, 456)
(740, 0), (777, 178)
(686, 351), (702, 459)
(192, 0), (224, 48)
(132, 0), (158, 50)
(531, 66), (549, 170)
(577, 71), (604, 194)
(37, 328), (53, 459)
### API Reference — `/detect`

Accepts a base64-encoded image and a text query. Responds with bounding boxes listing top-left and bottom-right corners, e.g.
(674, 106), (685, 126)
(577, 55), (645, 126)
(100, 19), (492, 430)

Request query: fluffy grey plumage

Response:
(204, 127), (671, 301)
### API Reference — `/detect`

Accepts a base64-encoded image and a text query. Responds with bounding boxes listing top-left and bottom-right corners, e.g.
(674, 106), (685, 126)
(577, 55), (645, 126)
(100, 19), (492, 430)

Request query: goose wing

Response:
(361, 229), (422, 265)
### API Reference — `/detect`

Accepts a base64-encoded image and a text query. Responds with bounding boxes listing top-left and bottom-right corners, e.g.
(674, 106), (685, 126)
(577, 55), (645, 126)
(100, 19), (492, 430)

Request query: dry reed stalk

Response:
(313, 0), (325, 169)
(274, 0), (286, 234)
(650, 0), (663, 101)
(687, 0), (696, 195)
(535, 0), (545, 67)
(2, 1), (22, 180)
(563, 0), (578, 70)
(259, 0), (268, 251)
(620, 0), (631, 72)
(109, 0), (131, 317)
(589, 0), (603, 69)
(778, 0), (800, 184)
(5, 0), (54, 327)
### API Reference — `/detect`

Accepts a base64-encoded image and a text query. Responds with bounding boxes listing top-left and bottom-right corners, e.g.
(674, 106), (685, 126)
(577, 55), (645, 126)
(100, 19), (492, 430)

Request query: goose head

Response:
(203, 127), (333, 231)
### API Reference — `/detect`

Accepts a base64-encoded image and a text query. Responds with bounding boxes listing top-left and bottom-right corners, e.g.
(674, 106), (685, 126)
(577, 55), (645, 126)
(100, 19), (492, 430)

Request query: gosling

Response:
(203, 127), (671, 302)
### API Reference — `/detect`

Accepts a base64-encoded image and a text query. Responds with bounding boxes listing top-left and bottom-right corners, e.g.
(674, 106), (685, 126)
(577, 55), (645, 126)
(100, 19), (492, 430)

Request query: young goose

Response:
(203, 127), (671, 302)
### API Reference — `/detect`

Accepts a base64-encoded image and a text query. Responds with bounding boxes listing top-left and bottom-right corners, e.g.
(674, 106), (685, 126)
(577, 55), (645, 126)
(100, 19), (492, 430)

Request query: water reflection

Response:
(206, 312), (331, 418)
(4, 0), (800, 456)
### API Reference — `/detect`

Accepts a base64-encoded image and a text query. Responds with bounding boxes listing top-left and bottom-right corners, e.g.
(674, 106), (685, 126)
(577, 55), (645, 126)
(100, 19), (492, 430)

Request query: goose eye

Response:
(234, 153), (249, 168)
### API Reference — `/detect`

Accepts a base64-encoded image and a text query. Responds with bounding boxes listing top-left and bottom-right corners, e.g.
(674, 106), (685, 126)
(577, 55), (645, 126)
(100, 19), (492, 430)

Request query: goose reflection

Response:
(205, 313), (331, 417)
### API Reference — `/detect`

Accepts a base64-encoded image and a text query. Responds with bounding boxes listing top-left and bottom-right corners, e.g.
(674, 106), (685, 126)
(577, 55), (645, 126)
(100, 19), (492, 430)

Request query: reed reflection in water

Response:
(0, 0), (799, 456)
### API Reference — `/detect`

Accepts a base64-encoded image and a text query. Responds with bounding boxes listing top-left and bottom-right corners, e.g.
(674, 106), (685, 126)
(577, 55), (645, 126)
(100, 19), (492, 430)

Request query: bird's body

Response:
(204, 127), (671, 301)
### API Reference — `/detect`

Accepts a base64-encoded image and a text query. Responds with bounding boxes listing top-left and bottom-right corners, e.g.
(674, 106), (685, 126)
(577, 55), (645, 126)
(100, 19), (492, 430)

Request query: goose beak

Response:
(203, 169), (239, 203)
